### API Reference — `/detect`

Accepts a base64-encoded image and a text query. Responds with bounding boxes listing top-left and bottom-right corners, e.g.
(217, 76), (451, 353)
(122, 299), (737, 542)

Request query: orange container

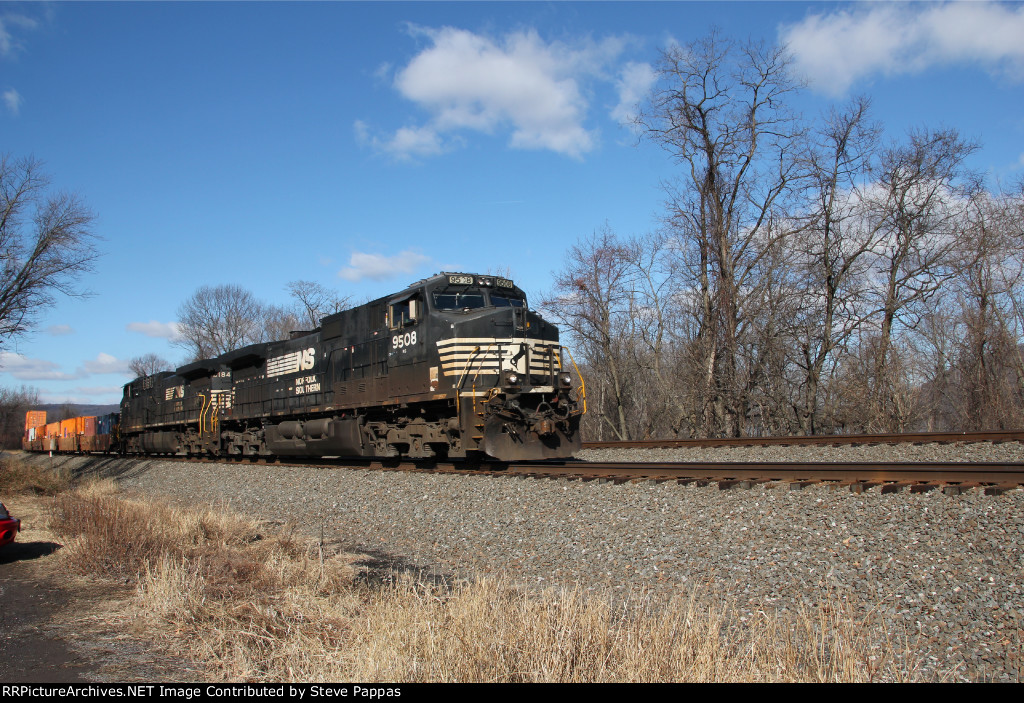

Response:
(60, 419), (76, 438)
(46, 422), (60, 438)
(24, 411), (47, 431)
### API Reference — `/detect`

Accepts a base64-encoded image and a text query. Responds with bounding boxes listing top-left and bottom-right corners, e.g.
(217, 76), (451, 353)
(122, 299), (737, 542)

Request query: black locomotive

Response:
(119, 272), (584, 461)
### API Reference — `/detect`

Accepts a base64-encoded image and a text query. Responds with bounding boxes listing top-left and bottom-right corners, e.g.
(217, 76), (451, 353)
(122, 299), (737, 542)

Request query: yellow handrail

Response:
(561, 346), (587, 415)
(197, 393), (208, 435)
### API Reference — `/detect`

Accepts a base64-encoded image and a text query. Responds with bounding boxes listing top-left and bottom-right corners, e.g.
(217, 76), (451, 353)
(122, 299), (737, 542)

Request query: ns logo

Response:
(299, 348), (315, 371)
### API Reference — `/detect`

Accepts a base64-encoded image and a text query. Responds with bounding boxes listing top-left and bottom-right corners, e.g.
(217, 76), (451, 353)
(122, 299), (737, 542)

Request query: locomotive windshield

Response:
(433, 291), (487, 311)
(432, 289), (526, 311)
(491, 294), (524, 308)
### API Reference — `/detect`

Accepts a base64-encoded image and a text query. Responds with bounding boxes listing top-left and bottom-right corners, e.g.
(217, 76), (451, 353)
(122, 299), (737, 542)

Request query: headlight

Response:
(505, 372), (521, 388)
(558, 372), (572, 388)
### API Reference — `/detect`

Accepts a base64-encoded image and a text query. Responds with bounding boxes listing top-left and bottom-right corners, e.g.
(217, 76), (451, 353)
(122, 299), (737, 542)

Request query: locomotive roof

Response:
(392, 271), (523, 298)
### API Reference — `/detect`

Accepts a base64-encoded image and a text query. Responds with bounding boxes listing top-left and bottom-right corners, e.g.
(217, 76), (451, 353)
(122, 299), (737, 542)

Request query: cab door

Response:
(387, 293), (425, 367)
(387, 292), (427, 396)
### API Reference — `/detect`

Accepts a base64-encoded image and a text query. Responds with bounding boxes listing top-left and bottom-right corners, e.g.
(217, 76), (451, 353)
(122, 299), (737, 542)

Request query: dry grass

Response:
(342, 579), (918, 682)
(0, 454), (72, 495)
(45, 483), (931, 683)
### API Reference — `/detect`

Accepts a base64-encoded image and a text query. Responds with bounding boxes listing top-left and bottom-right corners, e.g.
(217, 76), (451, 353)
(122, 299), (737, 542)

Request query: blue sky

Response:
(2, 1), (1023, 404)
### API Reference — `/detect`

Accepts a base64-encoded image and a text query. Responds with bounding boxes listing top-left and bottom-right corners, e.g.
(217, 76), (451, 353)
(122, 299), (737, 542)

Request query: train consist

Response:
(23, 272), (585, 461)
(23, 411), (119, 453)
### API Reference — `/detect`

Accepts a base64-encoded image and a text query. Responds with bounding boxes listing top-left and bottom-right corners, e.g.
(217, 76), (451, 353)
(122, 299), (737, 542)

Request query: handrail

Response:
(455, 346), (481, 420)
(561, 346), (587, 415)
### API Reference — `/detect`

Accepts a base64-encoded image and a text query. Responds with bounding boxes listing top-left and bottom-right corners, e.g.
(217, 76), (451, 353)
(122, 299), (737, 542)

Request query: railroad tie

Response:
(847, 481), (881, 494)
(789, 480), (817, 491)
(984, 483), (1013, 496)
(880, 482), (913, 494)
(676, 478), (710, 487)
(942, 482), (980, 495)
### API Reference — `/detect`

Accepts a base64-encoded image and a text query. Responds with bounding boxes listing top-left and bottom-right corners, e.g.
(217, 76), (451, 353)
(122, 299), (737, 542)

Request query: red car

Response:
(0, 502), (21, 548)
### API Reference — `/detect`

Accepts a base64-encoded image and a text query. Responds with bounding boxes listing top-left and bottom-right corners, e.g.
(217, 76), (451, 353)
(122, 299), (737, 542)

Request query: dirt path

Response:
(0, 497), (202, 683)
(0, 539), (98, 682)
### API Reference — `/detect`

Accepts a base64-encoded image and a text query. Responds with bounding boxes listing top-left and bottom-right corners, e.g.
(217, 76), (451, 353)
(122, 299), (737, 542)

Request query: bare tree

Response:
(910, 294), (960, 430)
(789, 97), (882, 434)
(862, 128), (978, 430)
(0, 154), (99, 350)
(0, 384), (38, 448)
(128, 352), (170, 379)
(635, 31), (806, 436)
(174, 284), (268, 361)
(624, 231), (687, 437)
(944, 186), (1024, 428)
(262, 304), (303, 342)
(541, 226), (640, 441)
(738, 228), (803, 436)
(286, 280), (350, 329)
(175, 282), (351, 362)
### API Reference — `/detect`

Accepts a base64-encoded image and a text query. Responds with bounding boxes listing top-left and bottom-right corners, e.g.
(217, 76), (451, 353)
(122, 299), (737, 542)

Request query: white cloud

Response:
(1, 349), (134, 383)
(338, 250), (432, 282)
(363, 26), (629, 160)
(45, 324), (74, 336)
(611, 61), (656, 126)
(355, 120), (449, 161)
(3, 88), (21, 116)
(780, 2), (1024, 96)
(373, 61), (393, 83)
(0, 20), (12, 57)
(126, 320), (181, 340)
(0, 13), (38, 58)
(386, 125), (446, 158)
(0, 351), (78, 380)
(79, 352), (131, 376)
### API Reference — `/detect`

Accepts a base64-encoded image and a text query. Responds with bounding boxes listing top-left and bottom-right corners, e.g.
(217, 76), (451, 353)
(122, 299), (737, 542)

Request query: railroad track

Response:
(501, 459), (1024, 494)
(190, 454), (1024, 495)
(28, 428), (1024, 494)
(581, 429), (1024, 449)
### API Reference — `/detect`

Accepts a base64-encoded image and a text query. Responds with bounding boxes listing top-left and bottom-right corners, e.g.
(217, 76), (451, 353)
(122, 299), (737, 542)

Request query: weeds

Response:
(0, 455), (72, 495)
(43, 483), (931, 682)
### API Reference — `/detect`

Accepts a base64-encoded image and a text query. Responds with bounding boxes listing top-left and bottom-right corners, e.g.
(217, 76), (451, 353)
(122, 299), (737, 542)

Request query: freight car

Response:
(22, 412), (120, 453)
(116, 272), (583, 461)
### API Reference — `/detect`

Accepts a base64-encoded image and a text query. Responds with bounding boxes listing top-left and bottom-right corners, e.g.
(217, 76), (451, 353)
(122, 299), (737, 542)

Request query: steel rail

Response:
(503, 460), (1024, 486)
(581, 430), (1024, 450)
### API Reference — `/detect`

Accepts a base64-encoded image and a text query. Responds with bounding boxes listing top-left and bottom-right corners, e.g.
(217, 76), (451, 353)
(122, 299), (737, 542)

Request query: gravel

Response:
(29, 442), (1024, 682)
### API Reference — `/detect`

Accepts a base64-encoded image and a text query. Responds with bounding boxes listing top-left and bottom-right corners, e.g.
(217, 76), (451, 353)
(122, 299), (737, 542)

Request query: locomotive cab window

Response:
(491, 293), (525, 308)
(432, 290), (486, 311)
(389, 295), (421, 329)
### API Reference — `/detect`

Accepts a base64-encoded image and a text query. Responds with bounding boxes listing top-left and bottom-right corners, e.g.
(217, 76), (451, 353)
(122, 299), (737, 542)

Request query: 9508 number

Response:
(392, 331), (417, 349)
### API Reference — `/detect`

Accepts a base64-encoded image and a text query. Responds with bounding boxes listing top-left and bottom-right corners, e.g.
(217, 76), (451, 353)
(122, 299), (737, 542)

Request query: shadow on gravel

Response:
(329, 540), (461, 591)
(16, 453), (160, 482)
(0, 540), (62, 565)
(65, 456), (161, 482)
